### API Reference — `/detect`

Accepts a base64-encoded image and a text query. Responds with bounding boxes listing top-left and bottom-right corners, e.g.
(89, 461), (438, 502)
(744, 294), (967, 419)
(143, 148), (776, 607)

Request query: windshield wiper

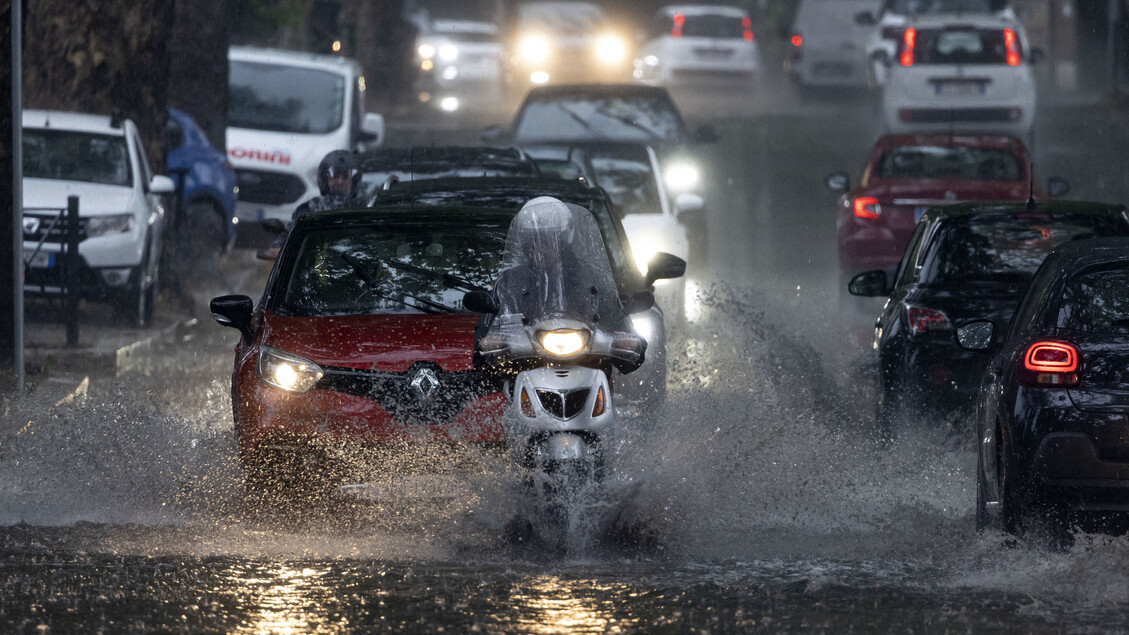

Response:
(558, 103), (610, 140)
(379, 257), (486, 293)
(593, 106), (662, 140)
(339, 252), (457, 314)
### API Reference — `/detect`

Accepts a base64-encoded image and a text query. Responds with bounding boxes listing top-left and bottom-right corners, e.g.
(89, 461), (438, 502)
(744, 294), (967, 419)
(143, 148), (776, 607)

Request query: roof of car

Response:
(524, 83), (676, 101)
(228, 45), (363, 74)
(922, 200), (1128, 223)
(291, 205), (518, 231)
(659, 5), (749, 17)
(355, 146), (538, 173)
(876, 133), (1028, 151)
(1042, 236), (1129, 272)
(371, 176), (607, 204)
(903, 13), (1020, 28)
(21, 110), (128, 135)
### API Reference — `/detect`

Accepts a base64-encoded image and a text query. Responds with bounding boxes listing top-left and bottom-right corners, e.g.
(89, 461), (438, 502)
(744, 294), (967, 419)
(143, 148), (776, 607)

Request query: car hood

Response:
(22, 178), (139, 215)
(260, 313), (481, 373)
(861, 180), (1031, 202)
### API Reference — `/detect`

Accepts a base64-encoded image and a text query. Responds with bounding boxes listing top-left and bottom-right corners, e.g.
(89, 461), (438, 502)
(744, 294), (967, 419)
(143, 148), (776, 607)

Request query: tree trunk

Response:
(168, 0), (231, 151)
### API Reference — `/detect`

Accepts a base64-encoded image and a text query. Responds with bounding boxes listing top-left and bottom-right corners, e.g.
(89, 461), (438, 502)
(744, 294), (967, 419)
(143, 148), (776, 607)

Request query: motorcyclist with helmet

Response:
(258, 150), (362, 258)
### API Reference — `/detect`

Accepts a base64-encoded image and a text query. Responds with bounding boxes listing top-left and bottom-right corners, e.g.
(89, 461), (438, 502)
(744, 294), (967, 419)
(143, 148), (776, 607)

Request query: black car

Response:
(354, 146), (541, 201)
(956, 237), (1129, 535)
(850, 201), (1129, 431)
(370, 176), (686, 411)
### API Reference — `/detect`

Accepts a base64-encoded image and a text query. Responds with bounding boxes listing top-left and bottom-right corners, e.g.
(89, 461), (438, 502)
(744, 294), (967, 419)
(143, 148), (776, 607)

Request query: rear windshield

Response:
(876, 145), (1023, 181)
(918, 215), (1128, 284)
(1057, 265), (1129, 333)
(228, 60), (345, 134)
(514, 95), (687, 143)
(886, 0), (1004, 14)
(680, 14), (747, 39)
(23, 130), (132, 187)
(910, 28), (1016, 65)
(280, 222), (508, 316)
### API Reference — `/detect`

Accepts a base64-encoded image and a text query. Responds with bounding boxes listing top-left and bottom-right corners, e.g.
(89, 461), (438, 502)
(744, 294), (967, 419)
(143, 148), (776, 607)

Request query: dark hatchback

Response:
(354, 146), (541, 200)
(850, 201), (1129, 430)
(956, 238), (1129, 535)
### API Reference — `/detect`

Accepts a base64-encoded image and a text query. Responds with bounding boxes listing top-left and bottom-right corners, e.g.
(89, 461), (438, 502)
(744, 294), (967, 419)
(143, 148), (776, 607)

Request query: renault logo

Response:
(409, 368), (440, 403)
(22, 217), (40, 234)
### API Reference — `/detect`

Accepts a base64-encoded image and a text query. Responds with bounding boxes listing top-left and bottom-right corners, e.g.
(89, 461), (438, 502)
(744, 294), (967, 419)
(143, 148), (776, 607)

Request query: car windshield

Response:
(588, 149), (663, 216)
(918, 215), (1123, 283)
(1057, 264), (1129, 333)
(681, 15), (747, 39)
(228, 60), (345, 134)
(913, 28), (1014, 65)
(514, 95), (686, 143)
(279, 220), (508, 316)
(876, 145), (1023, 180)
(518, 3), (607, 34)
(22, 129), (132, 186)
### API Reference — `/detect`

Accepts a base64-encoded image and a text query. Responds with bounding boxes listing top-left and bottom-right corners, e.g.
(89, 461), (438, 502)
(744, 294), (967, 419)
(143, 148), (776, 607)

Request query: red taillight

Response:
(1021, 341), (1080, 387)
(900, 27), (916, 66)
(671, 13), (684, 38)
(790, 34), (803, 47)
(853, 196), (881, 219)
(1004, 28), (1020, 66)
(742, 17), (754, 42)
(907, 306), (950, 335)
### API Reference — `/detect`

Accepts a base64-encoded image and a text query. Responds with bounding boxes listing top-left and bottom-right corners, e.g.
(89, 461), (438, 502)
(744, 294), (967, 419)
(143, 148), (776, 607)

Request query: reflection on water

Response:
(232, 565), (340, 635)
(513, 576), (616, 633)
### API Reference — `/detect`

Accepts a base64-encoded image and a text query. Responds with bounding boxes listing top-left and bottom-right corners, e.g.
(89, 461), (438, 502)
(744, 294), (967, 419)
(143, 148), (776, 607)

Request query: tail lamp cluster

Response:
(908, 306), (950, 335)
(899, 28), (1020, 67)
(671, 14), (754, 41)
(1020, 341), (1080, 387)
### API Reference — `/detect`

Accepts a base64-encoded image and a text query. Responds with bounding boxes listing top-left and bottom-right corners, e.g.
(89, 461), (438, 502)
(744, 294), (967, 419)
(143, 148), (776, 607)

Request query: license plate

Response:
(934, 81), (985, 96)
(693, 48), (734, 59)
(24, 250), (55, 268)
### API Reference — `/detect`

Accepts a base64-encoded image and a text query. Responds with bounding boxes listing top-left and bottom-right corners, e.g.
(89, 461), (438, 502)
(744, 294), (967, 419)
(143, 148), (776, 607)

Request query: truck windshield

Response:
(228, 60), (345, 134)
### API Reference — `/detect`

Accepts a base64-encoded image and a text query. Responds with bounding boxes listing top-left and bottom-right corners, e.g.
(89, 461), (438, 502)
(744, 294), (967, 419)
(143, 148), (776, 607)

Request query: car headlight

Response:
(418, 43), (436, 59)
(664, 161), (700, 193)
(520, 35), (550, 63)
(439, 44), (458, 61)
(596, 35), (626, 64)
(538, 329), (588, 357)
(86, 214), (133, 237)
(259, 345), (324, 393)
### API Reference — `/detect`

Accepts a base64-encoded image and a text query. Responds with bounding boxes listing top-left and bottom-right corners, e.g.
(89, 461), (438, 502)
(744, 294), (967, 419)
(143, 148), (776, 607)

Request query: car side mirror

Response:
(624, 290), (655, 314)
(481, 124), (504, 143)
(825, 171), (850, 193)
(1029, 47), (1045, 65)
(463, 289), (498, 313)
(848, 270), (889, 297)
(645, 252), (687, 286)
(149, 174), (177, 194)
(260, 218), (286, 234)
(360, 112), (384, 147)
(955, 320), (995, 352)
(1047, 176), (1070, 198)
(692, 124), (718, 144)
(210, 294), (254, 341)
(854, 10), (877, 25)
(674, 192), (704, 215)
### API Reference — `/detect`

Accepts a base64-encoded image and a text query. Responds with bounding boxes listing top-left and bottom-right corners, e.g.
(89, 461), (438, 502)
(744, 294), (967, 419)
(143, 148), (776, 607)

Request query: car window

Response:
(681, 15), (747, 39)
(514, 95), (686, 143)
(876, 145), (1022, 181)
(518, 2), (607, 34)
(23, 130), (132, 187)
(228, 60), (345, 134)
(894, 219), (928, 286)
(587, 148), (663, 216)
(888, 0), (1002, 13)
(912, 28), (1016, 65)
(132, 130), (154, 187)
(1057, 264), (1129, 333)
(918, 215), (1123, 284)
(280, 222), (508, 316)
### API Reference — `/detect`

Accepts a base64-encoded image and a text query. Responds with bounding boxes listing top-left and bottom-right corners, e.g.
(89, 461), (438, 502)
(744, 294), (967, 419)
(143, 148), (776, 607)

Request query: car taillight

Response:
(790, 33), (802, 47)
(853, 196), (881, 219)
(907, 306), (950, 335)
(743, 17), (754, 42)
(900, 28), (916, 66)
(1020, 341), (1080, 387)
(1004, 28), (1020, 66)
(671, 13), (684, 38)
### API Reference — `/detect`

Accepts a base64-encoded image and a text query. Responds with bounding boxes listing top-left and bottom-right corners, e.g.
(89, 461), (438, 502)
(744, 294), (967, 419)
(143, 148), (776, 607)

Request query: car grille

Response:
(535, 388), (590, 420)
(235, 169), (307, 205)
(22, 214), (89, 243)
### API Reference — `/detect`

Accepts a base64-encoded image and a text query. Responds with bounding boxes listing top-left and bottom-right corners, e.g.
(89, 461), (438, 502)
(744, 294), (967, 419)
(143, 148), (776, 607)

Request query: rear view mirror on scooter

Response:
(463, 289), (498, 314)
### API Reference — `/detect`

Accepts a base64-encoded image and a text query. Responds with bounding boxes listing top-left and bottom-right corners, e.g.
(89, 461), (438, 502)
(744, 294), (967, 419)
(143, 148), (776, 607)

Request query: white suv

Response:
(22, 110), (175, 327)
(881, 14), (1038, 141)
(634, 5), (760, 87)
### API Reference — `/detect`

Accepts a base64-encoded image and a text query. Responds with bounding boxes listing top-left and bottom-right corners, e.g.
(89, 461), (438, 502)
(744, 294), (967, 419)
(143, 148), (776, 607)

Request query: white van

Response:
(226, 46), (384, 226)
(785, 0), (882, 89)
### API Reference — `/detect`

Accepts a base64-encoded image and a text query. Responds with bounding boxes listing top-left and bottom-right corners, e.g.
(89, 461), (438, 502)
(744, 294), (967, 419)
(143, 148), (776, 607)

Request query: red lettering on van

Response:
(228, 147), (292, 166)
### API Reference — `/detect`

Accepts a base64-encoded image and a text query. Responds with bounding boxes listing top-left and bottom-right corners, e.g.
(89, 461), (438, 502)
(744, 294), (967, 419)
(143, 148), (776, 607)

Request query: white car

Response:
(226, 47), (384, 229)
(504, 2), (633, 88)
(634, 5), (759, 87)
(414, 19), (504, 114)
(881, 14), (1038, 141)
(22, 110), (175, 327)
(856, 0), (1016, 87)
(785, 0), (881, 90)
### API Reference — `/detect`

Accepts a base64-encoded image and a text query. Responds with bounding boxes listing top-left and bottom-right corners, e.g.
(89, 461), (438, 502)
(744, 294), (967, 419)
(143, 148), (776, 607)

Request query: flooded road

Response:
(4, 79), (1129, 631)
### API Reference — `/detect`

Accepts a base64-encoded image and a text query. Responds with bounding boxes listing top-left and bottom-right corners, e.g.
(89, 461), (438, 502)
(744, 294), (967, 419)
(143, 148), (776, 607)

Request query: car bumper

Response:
(1034, 432), (1129, 512)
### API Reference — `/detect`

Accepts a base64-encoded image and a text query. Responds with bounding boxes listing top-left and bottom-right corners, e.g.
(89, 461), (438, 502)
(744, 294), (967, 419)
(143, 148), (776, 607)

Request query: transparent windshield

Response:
(876, 145), (1023, 181)
(280, 221), (508, 316)
(23, 130), (131, 186)
(514, 96), (686, 143)
(228, 60), (346, 134)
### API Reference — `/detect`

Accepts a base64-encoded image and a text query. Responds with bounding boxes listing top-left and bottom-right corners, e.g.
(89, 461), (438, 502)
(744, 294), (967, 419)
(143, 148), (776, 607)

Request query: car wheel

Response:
(975, 444), (993, 532)
(114, 241), (156, 328)
(183, 200), (227, 257)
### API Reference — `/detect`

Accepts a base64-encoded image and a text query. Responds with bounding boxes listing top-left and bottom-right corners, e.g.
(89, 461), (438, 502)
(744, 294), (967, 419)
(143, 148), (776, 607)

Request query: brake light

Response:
(853, 196), (881, 219)
(671, 13), (684, 38)
(743, 17), (754, 42)
(1004, 28), (1020, 66)
(900, 28), (916, 66)
(1020, 341), (1080, 387)
(907, 306), (950, 334)
(790, 33), (803, 47)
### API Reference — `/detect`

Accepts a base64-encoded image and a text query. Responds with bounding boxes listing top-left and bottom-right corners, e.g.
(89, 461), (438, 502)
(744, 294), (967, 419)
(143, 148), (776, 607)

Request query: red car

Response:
(826, 134), (1068, 282)
(210, 207), (513, 493)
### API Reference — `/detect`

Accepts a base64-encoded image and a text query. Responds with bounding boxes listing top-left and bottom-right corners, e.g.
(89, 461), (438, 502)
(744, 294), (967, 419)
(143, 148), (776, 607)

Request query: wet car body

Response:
(212, 207), (514, 489)
(964, 238), (1129, 533)
(166, 107), (238, 252)
(828, 133), (1035, 282)
(354, 146), (541, 200)
(852, 201), (1129, 426)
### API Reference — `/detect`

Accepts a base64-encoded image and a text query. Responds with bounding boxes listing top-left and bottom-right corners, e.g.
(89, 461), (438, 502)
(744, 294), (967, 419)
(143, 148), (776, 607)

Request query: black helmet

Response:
(317, 150), (361, 195)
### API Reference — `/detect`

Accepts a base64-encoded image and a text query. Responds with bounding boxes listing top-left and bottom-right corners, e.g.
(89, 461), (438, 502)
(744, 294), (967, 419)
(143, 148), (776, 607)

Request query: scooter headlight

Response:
(259, 345), (324, 393)
(537, 329), (588, 357)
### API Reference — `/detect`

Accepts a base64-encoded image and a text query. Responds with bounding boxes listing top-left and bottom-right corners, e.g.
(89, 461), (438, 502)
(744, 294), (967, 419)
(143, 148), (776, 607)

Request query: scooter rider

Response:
(259, 150), (362, 258)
